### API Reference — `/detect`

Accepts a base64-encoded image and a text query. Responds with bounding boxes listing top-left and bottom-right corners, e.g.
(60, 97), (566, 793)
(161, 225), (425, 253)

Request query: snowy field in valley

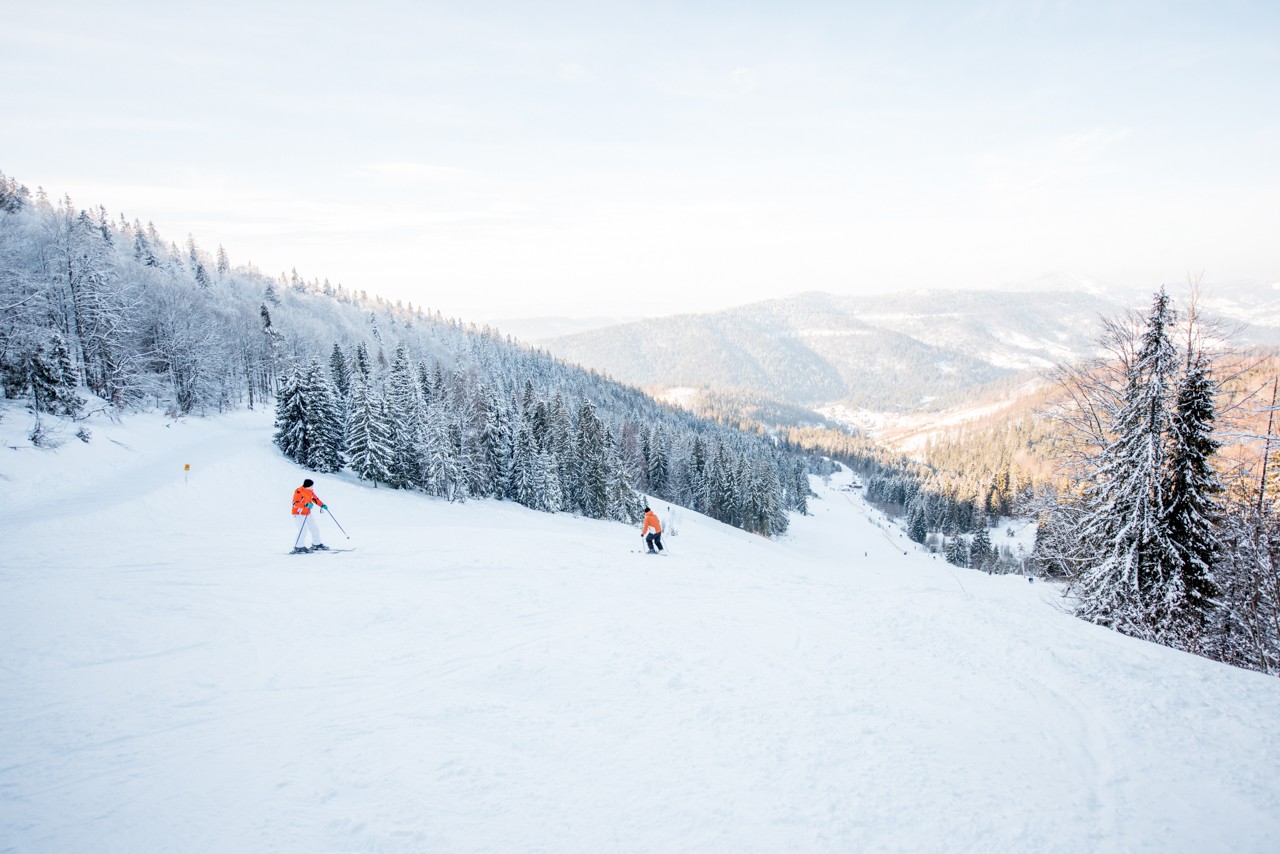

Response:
(3, 406), (1280, 853)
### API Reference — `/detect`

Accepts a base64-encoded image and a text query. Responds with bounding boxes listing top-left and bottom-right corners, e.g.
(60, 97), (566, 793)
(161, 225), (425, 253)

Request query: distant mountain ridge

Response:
(541, 290), (1117, 412)
(540, 287), (1280, 414)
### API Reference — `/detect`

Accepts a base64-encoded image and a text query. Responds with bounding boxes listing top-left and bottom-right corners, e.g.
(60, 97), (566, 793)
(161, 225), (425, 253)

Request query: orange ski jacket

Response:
(642, 510), (662, 535)
(292, 486), (323, 516)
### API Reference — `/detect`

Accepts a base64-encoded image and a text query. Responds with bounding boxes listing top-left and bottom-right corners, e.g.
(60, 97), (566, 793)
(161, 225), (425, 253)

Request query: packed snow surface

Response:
(3, 408), (1280, 853)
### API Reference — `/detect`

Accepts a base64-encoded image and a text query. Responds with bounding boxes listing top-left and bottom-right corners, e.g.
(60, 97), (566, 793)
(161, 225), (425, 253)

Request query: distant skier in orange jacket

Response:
(641, 506), (664, 554)
(291, 478), (329, 553)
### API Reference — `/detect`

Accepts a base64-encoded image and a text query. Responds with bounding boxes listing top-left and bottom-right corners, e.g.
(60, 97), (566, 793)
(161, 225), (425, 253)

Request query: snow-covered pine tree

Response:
(306, 358), (343, 472)
(648, 427), (670, 496)
(574, 400), (610, 518)
(789, 458), (810, 516)
(423, 394), (467, 501)
(1074, 289), (1182, 638)
(384, 345), (427, 490)
(477, 389), (514, 499)
(549, 394), (575, 498)
(749, 455), (788, 536)
(684, 435), (709, 513)
(510, 419), (542, 509)
(1207, 503), (1280, 672)
(520, 379), (537, 428)
(536, 447), (565, 512)
(739, 456), (764, 535)
(971, 520), (993, 571)
(701, 443), (726, 523)
(446, 372), (481, 497)
(605, 425), (643, 521)
(638, 426), (653, 492)
(1162, 348), (1223, 646)
(273, 358), (342, 472)
(907, 498), (929, 545)
(273, 363), (308, 465)
(352, 341), (371, 380)
(705, 444), (740, 527)
(417, 363), (435, 407)
(329, 343), (350, 400)
(345, 370), (393, 486)
(29, 333), (84, 416)
(463, 386), (495, 498)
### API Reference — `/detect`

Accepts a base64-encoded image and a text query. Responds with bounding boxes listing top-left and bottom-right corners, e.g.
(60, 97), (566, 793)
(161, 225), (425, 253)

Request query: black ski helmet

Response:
(302, 478), (314, 488)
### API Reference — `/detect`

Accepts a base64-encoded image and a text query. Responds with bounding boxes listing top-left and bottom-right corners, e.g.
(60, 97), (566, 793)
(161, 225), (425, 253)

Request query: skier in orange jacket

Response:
(291, 478), (329, 553)
(641, 506), (664, 554)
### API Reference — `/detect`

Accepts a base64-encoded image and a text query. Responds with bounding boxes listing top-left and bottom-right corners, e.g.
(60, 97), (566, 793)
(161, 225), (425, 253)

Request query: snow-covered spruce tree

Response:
(639, 426), (671, 501)
(717, 447), (739, 518)
(384, 345), (427, 490)
(307, 358), (344, 471)
(448, 372), (481, 498)
(605, 425), (644, 521)
(272, 363), (308, 464)
(345, 370), (393, 486)
(549, 394), (575, 499)
(739, 455), (768, 535)
(684, 435), (709, 513)
(510, 419), (542, 508)
(756, 457), (783, 534)
(945, 533), (969, 568)
(477, 389), (514, 499)
(1161, 349), (1223, 646)
(1070, 290), (1185, 639)
(532, 448), (562, 512)
(273, 358), (342, 472)
(971, 521), (993, 571)
(1207, 503), (1280, 672)
(574, 400), (610, 518)
(907, 498), (929, 545)
(352, 341), (371, 380)
(789, 458), (810, 516)
(423, 394), (467, 502)
(329, 343), (350, 400)
(29, 333), (84, 416)
(701, 445), (727, 523)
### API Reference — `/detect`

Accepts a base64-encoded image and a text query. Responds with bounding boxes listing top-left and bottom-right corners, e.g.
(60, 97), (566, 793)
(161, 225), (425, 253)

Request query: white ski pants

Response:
(293, 513), (323, 547)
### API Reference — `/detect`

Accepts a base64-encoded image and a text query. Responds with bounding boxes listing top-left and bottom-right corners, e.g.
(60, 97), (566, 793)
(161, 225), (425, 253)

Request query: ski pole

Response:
(322, 506), (350, 539)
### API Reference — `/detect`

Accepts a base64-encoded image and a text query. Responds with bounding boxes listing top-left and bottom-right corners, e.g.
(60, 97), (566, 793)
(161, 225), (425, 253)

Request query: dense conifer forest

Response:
(0, 172), (809, 535)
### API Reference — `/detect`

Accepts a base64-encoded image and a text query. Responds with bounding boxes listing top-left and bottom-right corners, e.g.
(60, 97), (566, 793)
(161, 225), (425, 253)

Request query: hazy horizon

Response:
(4, 1), (1277, 320)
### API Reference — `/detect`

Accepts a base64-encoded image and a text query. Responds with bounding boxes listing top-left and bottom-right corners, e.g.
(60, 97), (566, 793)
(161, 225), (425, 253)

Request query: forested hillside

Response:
(543, 290), (1125, 411)
(0, 172), (808, 535)
(544, 288), (1280, 415)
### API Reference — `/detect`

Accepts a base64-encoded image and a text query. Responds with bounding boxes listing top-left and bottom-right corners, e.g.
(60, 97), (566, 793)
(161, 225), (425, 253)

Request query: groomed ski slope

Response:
(3, 408), (1280, 853)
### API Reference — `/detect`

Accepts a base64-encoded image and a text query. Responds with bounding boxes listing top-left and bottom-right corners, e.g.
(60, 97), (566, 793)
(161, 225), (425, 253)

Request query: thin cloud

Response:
(558, 62), (588, 82)
(975, 127), (1132, 194)
(6, 115), (211, 134)
(357, 162), (480, 186)
(655, 66), (762, 100)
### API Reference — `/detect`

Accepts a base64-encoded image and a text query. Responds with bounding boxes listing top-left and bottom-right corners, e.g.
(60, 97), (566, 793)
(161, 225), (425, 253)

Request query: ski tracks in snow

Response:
(6, 416), (1280, 852)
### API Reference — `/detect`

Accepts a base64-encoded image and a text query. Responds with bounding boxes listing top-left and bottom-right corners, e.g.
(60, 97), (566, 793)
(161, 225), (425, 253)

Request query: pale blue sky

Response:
(3, 1), (1277, 319)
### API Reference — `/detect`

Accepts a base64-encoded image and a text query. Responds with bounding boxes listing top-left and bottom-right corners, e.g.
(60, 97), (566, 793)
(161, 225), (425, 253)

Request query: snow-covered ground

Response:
(3, 406), (1280, 853)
